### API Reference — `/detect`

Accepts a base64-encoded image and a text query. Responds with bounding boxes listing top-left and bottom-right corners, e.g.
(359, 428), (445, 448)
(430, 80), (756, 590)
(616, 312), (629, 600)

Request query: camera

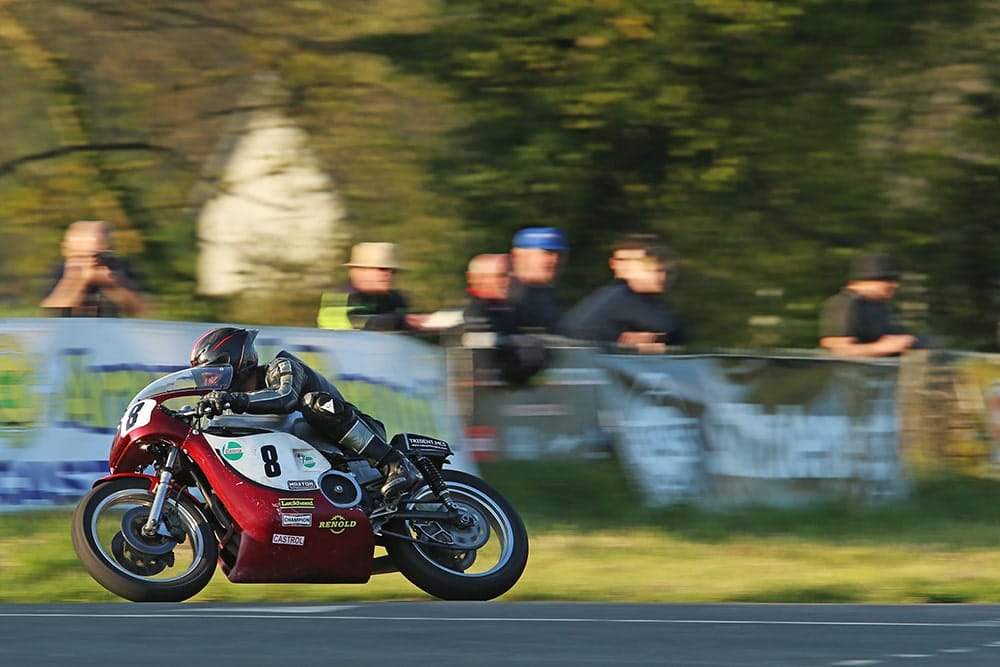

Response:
(94, 252), (118, 269)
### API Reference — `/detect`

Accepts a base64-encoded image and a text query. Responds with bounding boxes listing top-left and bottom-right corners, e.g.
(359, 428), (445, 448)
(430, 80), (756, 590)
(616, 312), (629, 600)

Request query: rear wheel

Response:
(71, 478), (218, 602)
(385, 470), (528, 600)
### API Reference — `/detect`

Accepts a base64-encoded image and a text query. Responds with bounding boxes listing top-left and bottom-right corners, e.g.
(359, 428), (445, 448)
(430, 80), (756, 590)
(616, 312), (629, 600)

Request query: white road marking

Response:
(1, 610), (1000, 629)
(832, 661), (881, 666)
(940, 647), (977, 653)
(888, 654), (931, 659)
(195, 605), (355, 614)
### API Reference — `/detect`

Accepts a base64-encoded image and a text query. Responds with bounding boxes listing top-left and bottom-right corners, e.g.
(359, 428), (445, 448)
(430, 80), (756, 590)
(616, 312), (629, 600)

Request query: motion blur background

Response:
(2, 0), (998, 350)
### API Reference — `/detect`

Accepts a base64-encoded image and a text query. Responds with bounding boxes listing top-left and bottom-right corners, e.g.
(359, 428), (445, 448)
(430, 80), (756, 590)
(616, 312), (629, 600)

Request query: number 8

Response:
(261, 445), (281, 477)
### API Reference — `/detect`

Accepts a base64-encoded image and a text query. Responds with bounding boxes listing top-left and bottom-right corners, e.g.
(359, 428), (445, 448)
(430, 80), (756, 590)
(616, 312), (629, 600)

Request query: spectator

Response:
(40, 220), (146, 317)
(560, 243), (687, 354)
(463, 253), (515, 336)
(818, 253), (922, 357)
(317, 242), (425, 332)
(508, 227), (568, 333)
(609, 233), (660, 281)
(461, 251), (550, 385)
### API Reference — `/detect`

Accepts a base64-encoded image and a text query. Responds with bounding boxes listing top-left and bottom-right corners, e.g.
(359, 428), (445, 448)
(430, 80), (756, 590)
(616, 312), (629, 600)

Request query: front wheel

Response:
(71, 477), (218, 602)
(384, 469), (528, 600)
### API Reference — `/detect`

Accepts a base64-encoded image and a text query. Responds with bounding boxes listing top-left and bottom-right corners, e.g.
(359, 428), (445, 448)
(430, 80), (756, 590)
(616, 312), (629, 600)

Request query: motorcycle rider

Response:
(189, 326), (422, 502)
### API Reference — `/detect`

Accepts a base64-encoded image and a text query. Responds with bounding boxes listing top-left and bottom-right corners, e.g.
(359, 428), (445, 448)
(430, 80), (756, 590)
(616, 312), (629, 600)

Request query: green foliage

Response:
(0, 0), (997, 346)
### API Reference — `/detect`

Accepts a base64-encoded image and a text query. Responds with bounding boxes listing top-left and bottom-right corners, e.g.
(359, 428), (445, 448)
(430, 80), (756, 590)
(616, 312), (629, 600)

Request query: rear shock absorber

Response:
(412, 455), (472, 526)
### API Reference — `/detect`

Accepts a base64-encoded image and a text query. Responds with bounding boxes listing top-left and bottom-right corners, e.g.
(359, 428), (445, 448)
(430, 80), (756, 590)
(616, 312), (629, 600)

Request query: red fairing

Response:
(181, 432), (375, 584)
(109, 403), (191, 473)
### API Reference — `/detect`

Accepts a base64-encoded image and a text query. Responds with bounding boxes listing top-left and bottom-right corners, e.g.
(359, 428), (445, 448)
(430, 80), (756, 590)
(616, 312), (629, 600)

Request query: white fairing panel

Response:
(204, 431), (331, 492)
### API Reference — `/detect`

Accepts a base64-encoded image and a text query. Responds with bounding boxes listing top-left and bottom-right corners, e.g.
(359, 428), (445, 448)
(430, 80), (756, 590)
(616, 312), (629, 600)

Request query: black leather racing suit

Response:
(240, 350), (388, 441)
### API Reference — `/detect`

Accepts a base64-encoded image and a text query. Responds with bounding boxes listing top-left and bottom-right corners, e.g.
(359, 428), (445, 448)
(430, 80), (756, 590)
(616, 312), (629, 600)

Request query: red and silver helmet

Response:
(190, 327), (259, 386)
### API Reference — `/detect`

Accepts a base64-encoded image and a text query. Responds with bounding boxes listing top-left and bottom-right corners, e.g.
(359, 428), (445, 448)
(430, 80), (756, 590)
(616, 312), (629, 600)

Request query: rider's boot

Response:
(304, 392), (422, 502)
(369, 445), (423, 503)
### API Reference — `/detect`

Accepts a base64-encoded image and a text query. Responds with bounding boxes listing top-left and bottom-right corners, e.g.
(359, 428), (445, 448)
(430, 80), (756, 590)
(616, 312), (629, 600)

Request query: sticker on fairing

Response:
(280, 513), (313, 527)
(222, 441), (244, 461)
(204, 431), (331, 491)
(119, 399), (157, 437)
(279, 498), (315, 509)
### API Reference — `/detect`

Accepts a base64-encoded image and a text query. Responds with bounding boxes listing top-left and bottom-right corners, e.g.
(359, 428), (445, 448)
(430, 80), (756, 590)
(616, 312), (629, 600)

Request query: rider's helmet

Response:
(190, 327), (259, 388)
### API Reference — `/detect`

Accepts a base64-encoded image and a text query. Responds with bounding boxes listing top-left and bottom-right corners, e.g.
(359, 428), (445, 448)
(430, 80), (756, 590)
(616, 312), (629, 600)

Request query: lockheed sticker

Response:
(278, 498), (315, 509)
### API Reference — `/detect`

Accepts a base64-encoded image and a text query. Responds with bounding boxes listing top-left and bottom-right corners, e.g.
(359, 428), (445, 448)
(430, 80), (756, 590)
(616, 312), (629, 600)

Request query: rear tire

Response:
(385, 470), (528, 600)
(72, 478), (218, 602)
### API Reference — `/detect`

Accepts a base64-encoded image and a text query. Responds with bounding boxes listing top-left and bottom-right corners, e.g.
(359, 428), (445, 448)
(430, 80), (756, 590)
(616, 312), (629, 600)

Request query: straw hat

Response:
(345, 242), (403, 270)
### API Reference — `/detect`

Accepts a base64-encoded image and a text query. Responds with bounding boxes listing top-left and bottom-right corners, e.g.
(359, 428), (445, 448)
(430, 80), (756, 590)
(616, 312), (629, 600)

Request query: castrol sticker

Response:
(272, 534), (305, 546)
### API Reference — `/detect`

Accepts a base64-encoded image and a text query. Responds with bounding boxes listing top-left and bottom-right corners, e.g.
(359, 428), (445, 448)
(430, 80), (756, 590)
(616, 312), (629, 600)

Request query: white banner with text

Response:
(461, 347), (908, 507)
(0, 319), (469, 509)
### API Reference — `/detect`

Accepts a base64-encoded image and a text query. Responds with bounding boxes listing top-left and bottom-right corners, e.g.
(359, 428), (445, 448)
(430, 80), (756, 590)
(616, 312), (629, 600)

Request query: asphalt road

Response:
(4, 602), (1000, 666)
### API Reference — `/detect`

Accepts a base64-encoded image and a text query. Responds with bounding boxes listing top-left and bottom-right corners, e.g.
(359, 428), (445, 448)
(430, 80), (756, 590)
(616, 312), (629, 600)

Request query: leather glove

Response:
(303, 391), (343, 415)
(197, 390), (250, 416)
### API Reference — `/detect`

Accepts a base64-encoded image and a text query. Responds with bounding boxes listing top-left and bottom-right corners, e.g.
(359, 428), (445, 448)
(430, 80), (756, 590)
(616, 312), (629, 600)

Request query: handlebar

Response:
(157, 404), (203, 429)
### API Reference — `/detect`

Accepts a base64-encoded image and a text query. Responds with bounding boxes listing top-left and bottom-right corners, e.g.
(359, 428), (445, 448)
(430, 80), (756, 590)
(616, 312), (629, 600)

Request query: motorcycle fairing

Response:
(202, 429), (332, 492)
(183, 424), (375, 584)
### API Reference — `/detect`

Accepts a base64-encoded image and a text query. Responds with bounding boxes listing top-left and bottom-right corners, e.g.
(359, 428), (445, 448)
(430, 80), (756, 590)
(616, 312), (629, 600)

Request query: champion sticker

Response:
(281, 513), (313, 528)
(272, 533), (305, 546)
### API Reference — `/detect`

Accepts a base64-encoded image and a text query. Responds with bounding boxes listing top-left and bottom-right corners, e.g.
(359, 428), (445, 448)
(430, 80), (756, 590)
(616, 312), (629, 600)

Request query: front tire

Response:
(71, 478), (218, 602)
(385, 470), (528, 600)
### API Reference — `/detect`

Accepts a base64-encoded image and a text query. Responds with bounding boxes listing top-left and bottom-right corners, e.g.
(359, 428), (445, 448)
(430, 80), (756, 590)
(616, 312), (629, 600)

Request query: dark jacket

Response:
(243, 351), (345, 415)
(819, 288), (905, 344)
(507, 278), (563, 333)
(318, 287), (411, 332)
(43, 255), (141, 318)
(560, 281), (687, 346)
(463, 296), (517, 335)
(241, 350), (387, 440)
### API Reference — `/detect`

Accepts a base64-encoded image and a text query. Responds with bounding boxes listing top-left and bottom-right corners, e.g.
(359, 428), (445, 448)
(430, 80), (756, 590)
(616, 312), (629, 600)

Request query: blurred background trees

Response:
(1, 0), (998, 349)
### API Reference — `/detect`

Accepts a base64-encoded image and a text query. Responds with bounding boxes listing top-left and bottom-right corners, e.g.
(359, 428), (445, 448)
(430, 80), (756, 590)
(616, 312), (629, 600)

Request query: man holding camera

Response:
(40, 220), (146, 318)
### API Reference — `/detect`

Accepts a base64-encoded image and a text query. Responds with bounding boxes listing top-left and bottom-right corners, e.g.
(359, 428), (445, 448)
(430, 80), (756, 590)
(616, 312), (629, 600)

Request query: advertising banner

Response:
(460, 347), (908, 508)
(460, 345), (610, 461)
(0, 319), (469, 509)
(598, 354), (906, 507)
(946, 352), (1000, 472)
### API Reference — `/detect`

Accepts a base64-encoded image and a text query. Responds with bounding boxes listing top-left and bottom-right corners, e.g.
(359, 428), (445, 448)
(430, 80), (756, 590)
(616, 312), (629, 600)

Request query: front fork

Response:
(141, 446), (179, 538)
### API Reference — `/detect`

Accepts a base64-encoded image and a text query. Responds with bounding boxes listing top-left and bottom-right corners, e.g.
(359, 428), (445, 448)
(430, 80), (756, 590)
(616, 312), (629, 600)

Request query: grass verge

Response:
(3, 462), (1000, 603)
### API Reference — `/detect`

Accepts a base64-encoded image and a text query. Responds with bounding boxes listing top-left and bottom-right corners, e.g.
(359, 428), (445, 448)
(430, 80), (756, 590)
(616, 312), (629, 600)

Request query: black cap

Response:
(849, 253), (900, 282)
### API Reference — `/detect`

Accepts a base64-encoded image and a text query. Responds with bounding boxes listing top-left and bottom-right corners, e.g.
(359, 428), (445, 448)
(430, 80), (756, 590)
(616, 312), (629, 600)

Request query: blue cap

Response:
(512, 227), (568, 251)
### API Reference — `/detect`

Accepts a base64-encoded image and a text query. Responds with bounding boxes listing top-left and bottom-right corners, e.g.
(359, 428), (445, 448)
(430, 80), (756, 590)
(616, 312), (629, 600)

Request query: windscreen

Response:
(131, 365), (234, 403)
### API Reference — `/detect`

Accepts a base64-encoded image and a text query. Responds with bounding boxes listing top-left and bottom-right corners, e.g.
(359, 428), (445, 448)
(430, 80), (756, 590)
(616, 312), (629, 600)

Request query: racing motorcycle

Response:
(71, 364), (528, 602)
